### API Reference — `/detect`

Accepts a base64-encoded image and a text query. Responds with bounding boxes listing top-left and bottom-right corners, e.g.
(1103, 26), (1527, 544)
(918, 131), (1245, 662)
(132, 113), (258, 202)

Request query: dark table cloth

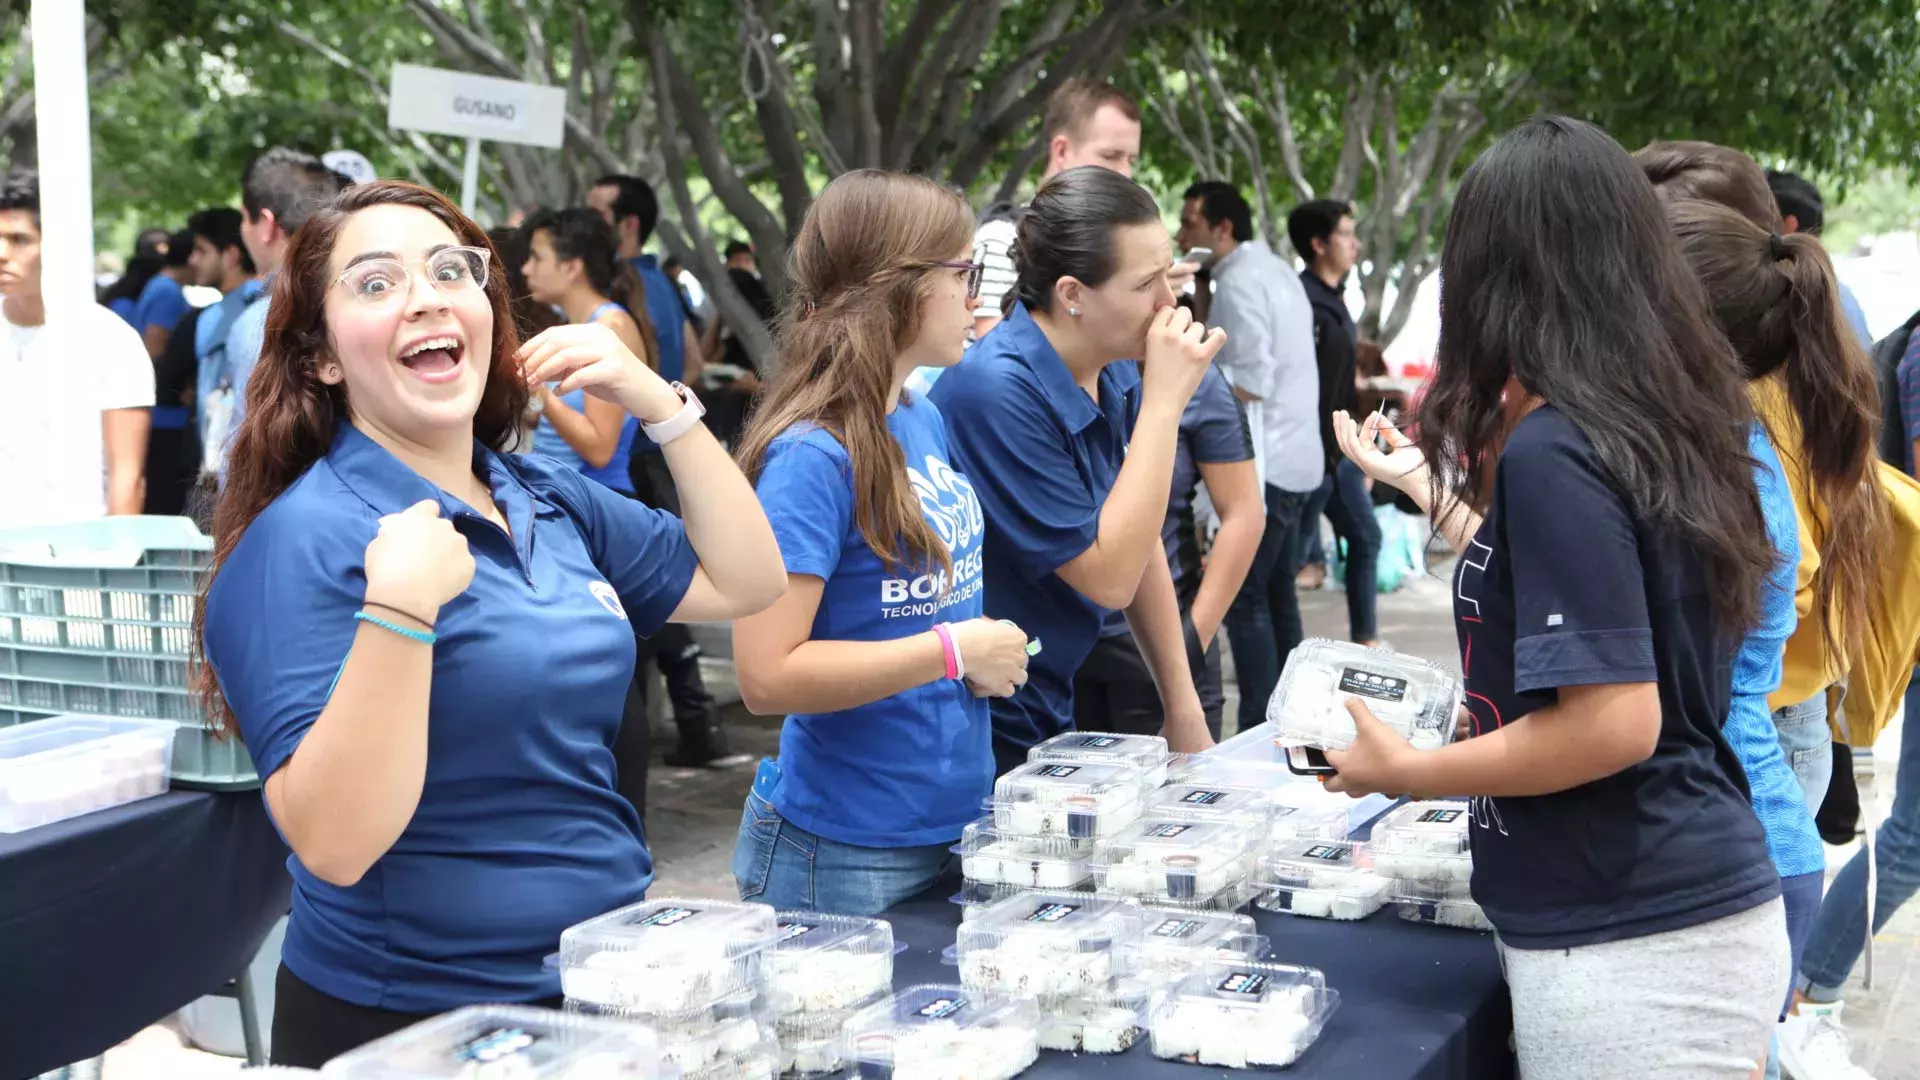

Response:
(885, 888), (1513, 1080)
(0, 791), (291, 1079)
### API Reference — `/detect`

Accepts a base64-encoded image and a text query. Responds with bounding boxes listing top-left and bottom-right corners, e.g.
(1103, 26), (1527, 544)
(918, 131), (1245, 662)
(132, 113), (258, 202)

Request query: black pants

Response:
(143, 425), (202, 516)
(1072, 620), (1225, 742)
(270, 964), (561, 1066)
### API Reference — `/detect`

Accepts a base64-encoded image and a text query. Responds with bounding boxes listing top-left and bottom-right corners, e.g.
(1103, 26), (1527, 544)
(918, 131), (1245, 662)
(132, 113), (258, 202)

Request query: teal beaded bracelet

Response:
(355, 610), (438, 645)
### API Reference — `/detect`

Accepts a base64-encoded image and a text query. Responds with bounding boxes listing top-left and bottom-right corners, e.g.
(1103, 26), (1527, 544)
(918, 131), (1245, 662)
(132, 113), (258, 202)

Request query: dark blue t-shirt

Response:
(929, 303), (1140, 766)
(1453, 406), (1779, 949)
(1100, 365), (1251, 638)
(134, 274), (191, 338)
(755, 392), (990, 846)
(204, 423), (697, 1010)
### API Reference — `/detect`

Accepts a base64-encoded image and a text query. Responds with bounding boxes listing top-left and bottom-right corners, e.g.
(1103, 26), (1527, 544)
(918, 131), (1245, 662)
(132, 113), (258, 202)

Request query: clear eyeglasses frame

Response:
(333, 246), (492, 308)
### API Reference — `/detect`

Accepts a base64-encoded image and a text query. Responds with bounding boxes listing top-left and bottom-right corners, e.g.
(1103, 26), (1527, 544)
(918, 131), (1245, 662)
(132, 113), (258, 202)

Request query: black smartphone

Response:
(1284, 745), (1337, 777)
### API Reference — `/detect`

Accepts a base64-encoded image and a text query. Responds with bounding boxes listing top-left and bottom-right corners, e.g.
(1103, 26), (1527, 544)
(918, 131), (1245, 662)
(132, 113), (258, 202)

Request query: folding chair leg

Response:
(235, 964), (266, 1066)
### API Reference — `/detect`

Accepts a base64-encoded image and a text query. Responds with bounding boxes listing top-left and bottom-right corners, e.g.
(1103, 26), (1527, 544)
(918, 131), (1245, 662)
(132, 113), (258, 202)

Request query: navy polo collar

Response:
(325, 421), (537, 569)
(1002, 302), (1139, 435)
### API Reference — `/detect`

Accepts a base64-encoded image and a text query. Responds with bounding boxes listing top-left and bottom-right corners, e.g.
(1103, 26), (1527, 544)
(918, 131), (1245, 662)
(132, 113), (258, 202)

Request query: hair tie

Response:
(1769, 232), (1792, 260)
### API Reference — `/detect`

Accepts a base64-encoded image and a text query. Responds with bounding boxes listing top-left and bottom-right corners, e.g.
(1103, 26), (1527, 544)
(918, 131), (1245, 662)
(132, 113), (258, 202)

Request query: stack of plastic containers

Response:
(1367, 799), (1491, 930)
(1254, 838), (1392, 921)
(0, 714), (175, 832)
(1267, 639), (1463, 755)
(1146, 959), (1340, 1069)
(1090, 817), (1262, 910)
(841, 985), (1040, 1080)
(320, 1004), (677, 1079)
(954, 891), (1151, 1054)
(764, 913), (895, 1077)
(953, 816), (1096, 892)
(990, 759), (1151, 841)
(558, 899), (780, 1080)
(1027, 730), (1171, 788)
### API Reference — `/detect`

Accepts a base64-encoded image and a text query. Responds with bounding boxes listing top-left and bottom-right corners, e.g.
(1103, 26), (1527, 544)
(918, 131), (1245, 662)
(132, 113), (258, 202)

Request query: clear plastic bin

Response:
(1125, 909), (1263, 981)
(0, 714), (174, 833)
(765, 912), (894, 1015)
(989, 760), (1148, 840)
(841, 985), (1040, 1080)
(955, 892), (1146, 999)
(1028, 730), (1169, 787)
(954, 818), (1095, 890)
(1365, 799), (1473, 883)
(559, 899), (777, 1013)
(321, 1004), (677, 1079)
(1255, 840), (1392, 920)
(1148, 782), (1273, 824)
(1146, 960), (1340, 1070)
(1090, 818), (1261, 904)
(1266, 639), (1462, 751)
(1036, 975), (1157, 1054)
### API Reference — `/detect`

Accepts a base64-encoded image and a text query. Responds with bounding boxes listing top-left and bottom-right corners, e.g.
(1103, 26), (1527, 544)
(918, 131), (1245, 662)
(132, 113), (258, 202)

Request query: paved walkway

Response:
(99, 563), (1918, 1077)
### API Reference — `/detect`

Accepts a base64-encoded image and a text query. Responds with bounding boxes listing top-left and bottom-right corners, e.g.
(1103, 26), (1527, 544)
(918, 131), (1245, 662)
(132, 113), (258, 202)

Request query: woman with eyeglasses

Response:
(193, 180), (784, 1063)
(730, 170), (1032, 915)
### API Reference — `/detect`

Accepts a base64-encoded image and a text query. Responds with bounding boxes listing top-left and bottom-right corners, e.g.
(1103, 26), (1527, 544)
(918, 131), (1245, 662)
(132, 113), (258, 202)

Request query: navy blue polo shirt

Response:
(203, 422), (697, 1011)
(929, 302), (1140, 769)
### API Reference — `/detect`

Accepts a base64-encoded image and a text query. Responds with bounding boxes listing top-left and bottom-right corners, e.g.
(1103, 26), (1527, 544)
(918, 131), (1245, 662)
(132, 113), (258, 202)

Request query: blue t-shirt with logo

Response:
(754, 390), (990, 847)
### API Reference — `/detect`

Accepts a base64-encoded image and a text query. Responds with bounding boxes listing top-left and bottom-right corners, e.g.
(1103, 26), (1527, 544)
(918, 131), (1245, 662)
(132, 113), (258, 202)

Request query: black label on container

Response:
(1073, 735), (1123, 748)
(1338, 667), (1409, 703)
(1036, 764), (1081, 778)
(1302, 844), (1347, 862)
(917, 996), (967, 1019)
(1025, 902), (1080, 923)
(1216, 971), (1269, 997)
(778, 922), (816, 942)
(455, 1028), (538, 1064)
(1179, 789), (1228, 805)
(1417, 807), (1463, 824)
(632, 905), (698, 928)
(1146, 822), (1194, 839)
(1151, 918), (1204, 939)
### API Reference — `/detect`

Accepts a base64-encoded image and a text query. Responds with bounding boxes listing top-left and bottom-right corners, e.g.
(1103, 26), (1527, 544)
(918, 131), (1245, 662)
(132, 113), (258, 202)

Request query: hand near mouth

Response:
(516, 322), (683, 423)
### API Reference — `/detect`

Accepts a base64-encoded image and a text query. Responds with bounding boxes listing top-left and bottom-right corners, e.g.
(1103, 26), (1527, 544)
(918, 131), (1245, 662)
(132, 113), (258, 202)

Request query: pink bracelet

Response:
(932, 623), (961, 680)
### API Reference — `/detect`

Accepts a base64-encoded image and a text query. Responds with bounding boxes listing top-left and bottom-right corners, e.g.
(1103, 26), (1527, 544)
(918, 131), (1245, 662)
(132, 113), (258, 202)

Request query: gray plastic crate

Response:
(0, 517), (256, 790)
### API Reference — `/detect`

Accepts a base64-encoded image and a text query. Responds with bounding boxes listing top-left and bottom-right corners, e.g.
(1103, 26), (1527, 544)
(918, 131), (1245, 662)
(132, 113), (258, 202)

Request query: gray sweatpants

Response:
(1498, 898), (1790, 1080)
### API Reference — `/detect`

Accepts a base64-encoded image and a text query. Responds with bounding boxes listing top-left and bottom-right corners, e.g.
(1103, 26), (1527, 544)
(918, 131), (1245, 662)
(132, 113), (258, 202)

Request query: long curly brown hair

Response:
(191, 180), (530, 737)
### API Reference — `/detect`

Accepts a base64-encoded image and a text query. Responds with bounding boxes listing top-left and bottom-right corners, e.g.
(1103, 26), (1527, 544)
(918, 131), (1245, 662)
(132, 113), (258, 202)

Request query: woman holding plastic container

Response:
(1321, 118), (1787, 1079)
(193, 180), (784, 1064)
(929, 166), (1226, 774)
(729, 170), (1031, 916)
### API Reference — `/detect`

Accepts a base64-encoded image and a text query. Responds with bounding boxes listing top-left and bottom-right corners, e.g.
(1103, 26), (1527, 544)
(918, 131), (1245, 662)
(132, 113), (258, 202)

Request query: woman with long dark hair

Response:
(728, 170), (1031, 914)
(929, 166), (1226, 772)
(192, 180), (783, 1064)
(1324, 117), (1787, 1078)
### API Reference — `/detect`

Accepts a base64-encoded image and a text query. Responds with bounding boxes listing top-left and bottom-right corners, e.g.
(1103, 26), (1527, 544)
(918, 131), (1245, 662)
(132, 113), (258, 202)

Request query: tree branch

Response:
(905, 0), (1007, 173)
(876, 0), (963, 137)
(847, 0), (885, 167)
(741, 0), (819, 226)
(406, 0), (518, 77)
(1191, 43), (1279, 248)
(1257, 70), (1314, 203)
(1329, 68), (1379, 202)
(272, 18), (468, 182)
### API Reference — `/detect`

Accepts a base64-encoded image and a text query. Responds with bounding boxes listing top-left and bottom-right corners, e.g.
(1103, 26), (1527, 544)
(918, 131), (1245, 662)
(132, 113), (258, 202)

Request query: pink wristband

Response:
(933, 622), (960, 680)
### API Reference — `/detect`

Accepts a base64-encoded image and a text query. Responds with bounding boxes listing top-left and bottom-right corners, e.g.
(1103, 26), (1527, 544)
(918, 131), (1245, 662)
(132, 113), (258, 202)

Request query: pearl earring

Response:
(1069, 306), (1081, 317)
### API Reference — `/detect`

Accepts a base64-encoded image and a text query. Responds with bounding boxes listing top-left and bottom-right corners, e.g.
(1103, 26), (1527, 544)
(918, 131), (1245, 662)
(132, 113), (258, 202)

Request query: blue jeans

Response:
(1799, 666), (1920, 1000)
(1223, 485), (1311, 733)
(731, 785), (958, 917)
(1300, 460), (1382, 643)
(1773, 694), (1835, 815)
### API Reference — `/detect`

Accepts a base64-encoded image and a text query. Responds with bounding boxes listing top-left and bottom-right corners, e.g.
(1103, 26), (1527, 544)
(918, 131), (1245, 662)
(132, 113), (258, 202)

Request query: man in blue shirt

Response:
(132, 231), (195, 362)
(586, 174), (735, 768)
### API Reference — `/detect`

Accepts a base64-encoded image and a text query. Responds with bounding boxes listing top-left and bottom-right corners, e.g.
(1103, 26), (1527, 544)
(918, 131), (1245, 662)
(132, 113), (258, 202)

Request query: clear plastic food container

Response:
(1090, 818), (1261, 904)
(680, 1034), (779, 1080)
(765, 912), (894, 1015)
(989, 760), (1148, 840)
(1124, 909), (1262, 981)
(321, 1005), (676, 1079)
(841, 985), (1040, 1080)
(1036, 975), (1157, 1054)
(1146, 960), (1340, 1070)
(1266, 639), (1462, 751)
(559, 899), (777, 1013)
(1255, 840), (1392, 921)
(1391, 876), (1494, 930)
(774, 986), (889, 1077)
(1148, 782), (1274, 824)
(0, 715), (175, 833)
(1365, 799), (1473, 883)
(955, 892), (1146, 999)
(1028, 730), (1170, 787)
(954, 817), (1095, 890)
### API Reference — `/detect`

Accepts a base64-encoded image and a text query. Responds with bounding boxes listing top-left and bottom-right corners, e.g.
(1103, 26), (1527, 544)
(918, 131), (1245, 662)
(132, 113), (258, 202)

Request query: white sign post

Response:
(386, 64), (568, 216)
(29, 0), (94, 322)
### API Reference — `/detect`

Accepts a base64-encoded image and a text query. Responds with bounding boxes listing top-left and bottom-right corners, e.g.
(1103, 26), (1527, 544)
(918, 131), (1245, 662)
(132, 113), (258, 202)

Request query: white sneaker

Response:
(1778, 1006), (1875, 1080)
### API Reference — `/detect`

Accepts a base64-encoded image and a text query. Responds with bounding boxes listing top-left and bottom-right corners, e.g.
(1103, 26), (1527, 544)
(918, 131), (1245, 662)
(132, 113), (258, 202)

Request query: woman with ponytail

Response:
(193, 181), (782, 1062)
(729, 171), (1032, 915)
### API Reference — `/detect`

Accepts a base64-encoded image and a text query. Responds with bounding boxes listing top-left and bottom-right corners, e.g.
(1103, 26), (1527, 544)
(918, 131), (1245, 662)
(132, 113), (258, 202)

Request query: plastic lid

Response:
(321, 1005), (676, 1079)
(956, 815), (1096, 857)
(1266, 639), (1462, 751)
(956, 819), (1096, 891)
(841, 985), (1040, 1078)
(559, 898), (776, 968)
(1124, 909), (1259, 971)
(1148, 782), (1273, 823)
(1369, 799), (1472, 855)
(1257, 840), (1394, 919)
(1147, 960), (1340, 1070)
(1090, 819), (1260, 904)
(766, 913), (894, 1015)
(956, 891), (1144, 955)
(1028, 731), (1170, 780)
(990, 761), (1149, 840)
(769, 911), (893, 958)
